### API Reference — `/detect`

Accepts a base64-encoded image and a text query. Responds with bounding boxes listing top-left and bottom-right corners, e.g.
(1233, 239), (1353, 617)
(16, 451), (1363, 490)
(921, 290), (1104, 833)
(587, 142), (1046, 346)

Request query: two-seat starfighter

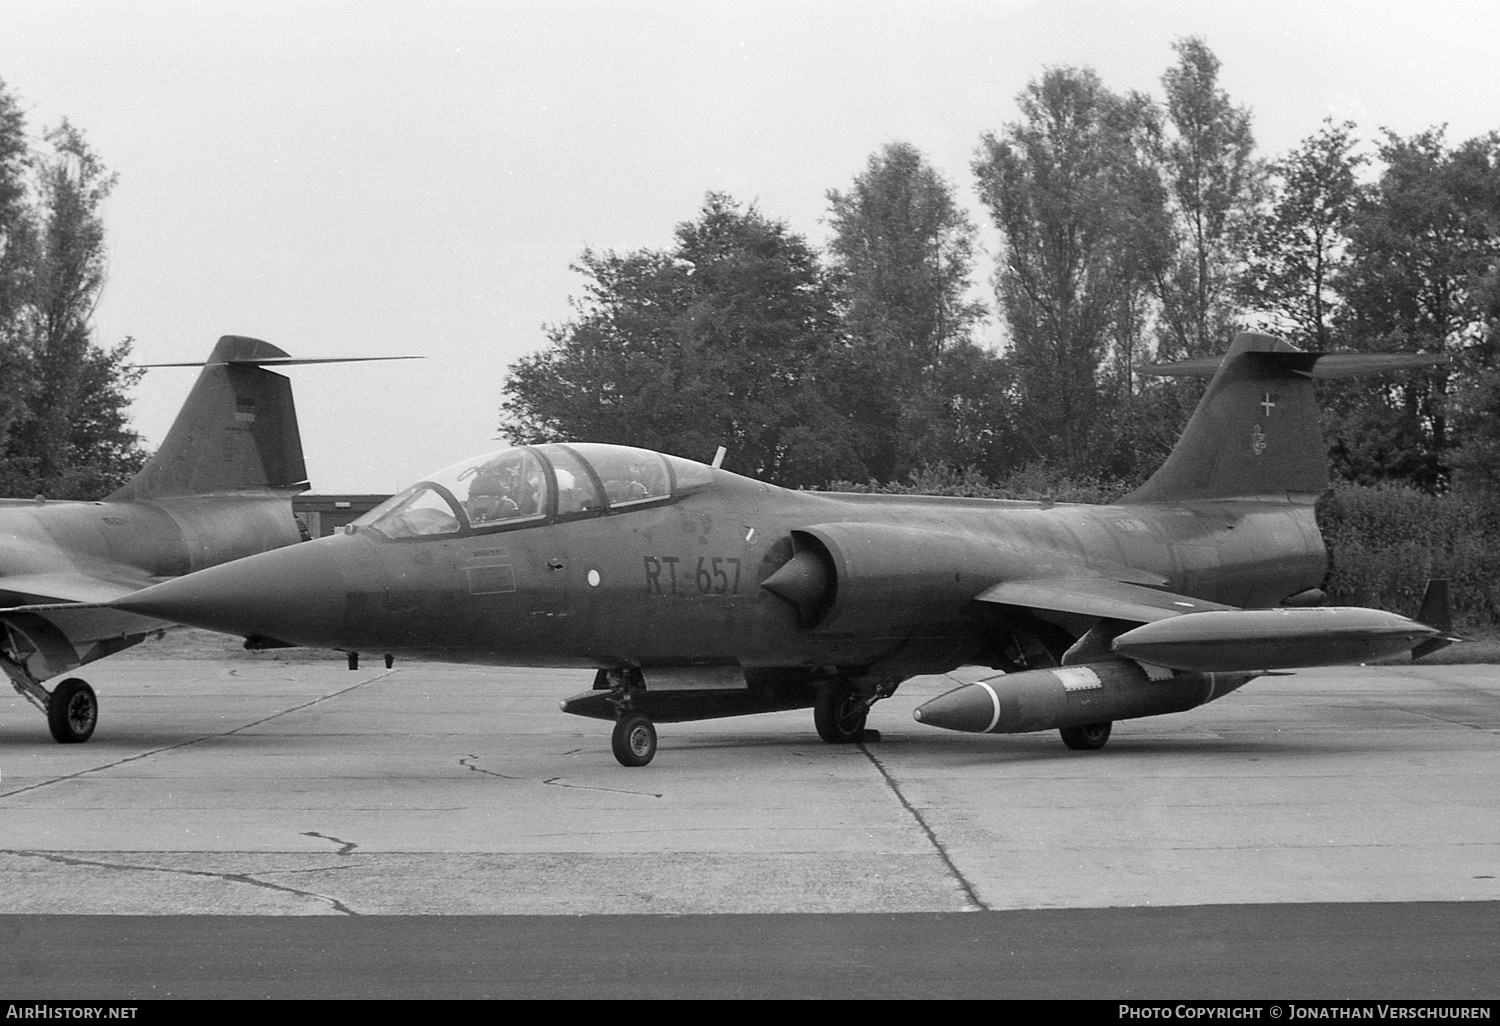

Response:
(101, 332), (1452, 765)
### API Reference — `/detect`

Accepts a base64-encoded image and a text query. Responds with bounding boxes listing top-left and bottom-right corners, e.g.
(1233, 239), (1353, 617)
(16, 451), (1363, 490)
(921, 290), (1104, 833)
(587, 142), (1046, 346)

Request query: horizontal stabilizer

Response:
(142, 355), (422, 368)
(1143, 350), (1445, 379)
(976, 578), (1237, 624)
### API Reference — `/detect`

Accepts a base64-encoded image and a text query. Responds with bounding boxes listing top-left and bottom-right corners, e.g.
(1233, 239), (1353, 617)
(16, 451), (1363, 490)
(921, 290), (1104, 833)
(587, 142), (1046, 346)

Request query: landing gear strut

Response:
(813, 676), (894, 744)
(602, 667), (657, 767)
(2, 649), (98, 744)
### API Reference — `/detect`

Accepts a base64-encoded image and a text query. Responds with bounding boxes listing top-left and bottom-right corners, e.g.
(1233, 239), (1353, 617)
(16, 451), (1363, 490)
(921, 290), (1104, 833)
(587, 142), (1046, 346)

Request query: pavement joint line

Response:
(858, 740), (989, 912)
(0, 849), (360, 915)
(0, 669), (395, 801)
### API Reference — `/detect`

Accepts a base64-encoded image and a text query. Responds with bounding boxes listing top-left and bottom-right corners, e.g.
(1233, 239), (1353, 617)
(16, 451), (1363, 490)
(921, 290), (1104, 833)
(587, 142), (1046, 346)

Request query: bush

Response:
(1318, 484), (1500, 626)
(824, 462), (1126, 504)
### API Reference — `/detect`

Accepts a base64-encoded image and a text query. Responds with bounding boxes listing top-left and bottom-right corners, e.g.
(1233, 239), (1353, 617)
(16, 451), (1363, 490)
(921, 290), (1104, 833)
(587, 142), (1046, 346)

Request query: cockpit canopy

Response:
(354, 443), (715, 540)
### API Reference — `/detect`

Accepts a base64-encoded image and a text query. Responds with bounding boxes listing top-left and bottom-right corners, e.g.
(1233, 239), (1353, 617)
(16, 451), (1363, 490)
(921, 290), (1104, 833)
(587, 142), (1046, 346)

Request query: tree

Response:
(1238, 119), (1365, 348)
(825, 142), (989, 481)
(1331, 128), (1500, 491)
(1153, 36), (1261, 358)
(501, 194), (864, 487)
(0, 84), (145, 499)
(0, 79), (35, 459)
(974, 66), (1164, 476)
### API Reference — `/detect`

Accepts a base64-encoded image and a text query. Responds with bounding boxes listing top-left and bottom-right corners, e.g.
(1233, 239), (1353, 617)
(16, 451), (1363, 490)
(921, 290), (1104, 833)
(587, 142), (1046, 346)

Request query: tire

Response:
(48, 678), (97, 744)
(814, 678), (868, 744)
(1060, 721), (1111, 751)
(611, 712), (657, 767)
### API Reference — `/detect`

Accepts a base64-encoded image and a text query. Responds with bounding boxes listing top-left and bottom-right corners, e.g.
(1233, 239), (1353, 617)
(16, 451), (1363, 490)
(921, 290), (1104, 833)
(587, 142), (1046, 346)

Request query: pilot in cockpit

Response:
(466, 460), (521, 524)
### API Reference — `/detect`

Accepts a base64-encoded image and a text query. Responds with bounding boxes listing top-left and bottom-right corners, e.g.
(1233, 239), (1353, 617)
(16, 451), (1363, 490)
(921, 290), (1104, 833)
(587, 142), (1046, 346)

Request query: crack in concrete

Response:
(0, 670), (396, 802)
(542, 776), (664, 798)
(858, 742), (989, 912)
(2, 849), (360, 915)
(458, 754), (527, 780)
(459, 752), (662, 796)
(302, 831), (358, 855)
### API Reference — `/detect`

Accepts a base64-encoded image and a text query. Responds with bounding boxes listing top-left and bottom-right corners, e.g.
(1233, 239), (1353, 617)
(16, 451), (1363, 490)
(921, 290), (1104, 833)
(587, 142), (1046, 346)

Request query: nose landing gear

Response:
(611, 712), (657, 767)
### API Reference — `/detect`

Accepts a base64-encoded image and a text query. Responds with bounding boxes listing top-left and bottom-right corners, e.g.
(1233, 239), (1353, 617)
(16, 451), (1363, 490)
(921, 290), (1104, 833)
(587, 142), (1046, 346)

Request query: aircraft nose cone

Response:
(114, 540), (352, 647)
(912, 681), (1001, 734)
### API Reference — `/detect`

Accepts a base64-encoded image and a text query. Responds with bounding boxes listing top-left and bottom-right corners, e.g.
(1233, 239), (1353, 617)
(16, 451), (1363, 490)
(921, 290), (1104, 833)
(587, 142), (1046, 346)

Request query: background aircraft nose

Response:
(114, 540), (352, 648)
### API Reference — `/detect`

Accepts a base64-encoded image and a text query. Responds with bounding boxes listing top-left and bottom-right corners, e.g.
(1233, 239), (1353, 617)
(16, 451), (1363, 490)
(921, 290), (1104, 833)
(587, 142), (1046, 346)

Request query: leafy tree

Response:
(1153, 36), (1261, 358)
(974, 66), (1164, 476)
(500, 194), (864, 486)
(0, 80), (35, 454)
(825, 141), (990, 481)
(1238, 119), (1365, 348)
(1332, 128), (1500, 491)
(0, 83), (145, 499)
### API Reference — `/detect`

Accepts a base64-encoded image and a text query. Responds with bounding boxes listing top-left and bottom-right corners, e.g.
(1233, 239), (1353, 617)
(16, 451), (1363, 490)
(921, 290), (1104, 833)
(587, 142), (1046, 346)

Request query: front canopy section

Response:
(353, 442), (715, 540)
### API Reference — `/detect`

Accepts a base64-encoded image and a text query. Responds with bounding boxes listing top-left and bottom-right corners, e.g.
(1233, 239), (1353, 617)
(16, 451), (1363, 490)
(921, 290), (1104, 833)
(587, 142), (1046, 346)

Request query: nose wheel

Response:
(611, 712), (657, 767)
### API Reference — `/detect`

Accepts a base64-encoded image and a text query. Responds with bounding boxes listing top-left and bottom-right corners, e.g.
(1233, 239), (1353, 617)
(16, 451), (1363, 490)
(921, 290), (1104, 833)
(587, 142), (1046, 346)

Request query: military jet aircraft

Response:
(97, 332), (1451, 766)
(1, 334), (406, 744)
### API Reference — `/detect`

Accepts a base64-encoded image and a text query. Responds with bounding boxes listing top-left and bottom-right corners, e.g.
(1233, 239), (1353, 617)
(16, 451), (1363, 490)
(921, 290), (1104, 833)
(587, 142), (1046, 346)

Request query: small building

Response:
(293, 494), (390, 539)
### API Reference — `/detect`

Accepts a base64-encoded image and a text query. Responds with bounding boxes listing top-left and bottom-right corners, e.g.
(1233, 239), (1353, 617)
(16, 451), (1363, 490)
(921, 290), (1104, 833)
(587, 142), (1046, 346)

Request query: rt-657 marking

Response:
(644, 556), (742, 596)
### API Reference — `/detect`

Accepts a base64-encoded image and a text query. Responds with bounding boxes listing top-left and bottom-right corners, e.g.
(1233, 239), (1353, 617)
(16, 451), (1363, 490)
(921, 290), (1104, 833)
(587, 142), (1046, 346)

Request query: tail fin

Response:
(1122, 332), (1441, 505)
(1412, 579), (1460, 660)
(106, 336), (308, 501)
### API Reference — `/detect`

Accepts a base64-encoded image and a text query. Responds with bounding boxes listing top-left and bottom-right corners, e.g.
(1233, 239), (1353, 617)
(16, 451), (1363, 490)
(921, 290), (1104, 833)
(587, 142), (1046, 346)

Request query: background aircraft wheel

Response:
(611, 712), (657, 767)
(1060, 721), (1111, 751)
(48, 678), (98, 744)
(814, 678), (868, 744)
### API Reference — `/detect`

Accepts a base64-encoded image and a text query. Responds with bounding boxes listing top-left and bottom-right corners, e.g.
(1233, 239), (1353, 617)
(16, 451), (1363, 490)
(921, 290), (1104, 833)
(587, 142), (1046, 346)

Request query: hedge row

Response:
(1318, 485), (1500, 627)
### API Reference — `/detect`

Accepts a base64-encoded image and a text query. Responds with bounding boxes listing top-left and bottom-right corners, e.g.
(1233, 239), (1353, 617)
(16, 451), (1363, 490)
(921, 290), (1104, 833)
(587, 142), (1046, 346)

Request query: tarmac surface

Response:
(1, 644), (1497, 998)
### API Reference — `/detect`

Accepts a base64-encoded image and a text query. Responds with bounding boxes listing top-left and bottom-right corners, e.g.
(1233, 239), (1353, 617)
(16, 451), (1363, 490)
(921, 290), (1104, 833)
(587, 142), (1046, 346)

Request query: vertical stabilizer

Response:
(1123, 333), (1442, 505)
(1123, 333), (1329, 505)
(106, 336), (309, 501)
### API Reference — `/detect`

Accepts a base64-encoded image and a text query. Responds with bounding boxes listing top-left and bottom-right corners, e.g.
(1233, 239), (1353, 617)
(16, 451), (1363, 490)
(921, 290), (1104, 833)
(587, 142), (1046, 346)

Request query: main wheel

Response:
(611, 712), (657, 767)
(1060, 721), (1111, 751)
(814, 678), (868, 744)
(48, 678), (97, 744)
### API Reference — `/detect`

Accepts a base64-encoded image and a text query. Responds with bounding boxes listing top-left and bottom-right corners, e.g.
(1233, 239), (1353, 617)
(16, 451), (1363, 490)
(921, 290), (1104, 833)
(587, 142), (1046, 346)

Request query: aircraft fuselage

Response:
(153, 468), (1326, 682)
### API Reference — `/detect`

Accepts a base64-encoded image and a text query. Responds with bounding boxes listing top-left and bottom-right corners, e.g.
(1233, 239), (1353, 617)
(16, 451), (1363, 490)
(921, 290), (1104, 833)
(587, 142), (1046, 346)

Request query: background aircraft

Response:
(100, 332), (1451, 766)
(1, 334), (403, 744)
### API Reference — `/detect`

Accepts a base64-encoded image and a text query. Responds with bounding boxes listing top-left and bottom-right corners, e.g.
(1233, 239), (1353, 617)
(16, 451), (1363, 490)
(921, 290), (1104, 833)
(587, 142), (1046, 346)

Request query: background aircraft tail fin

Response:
(1122, 332), (1440, 505)
(106, 335), (309, 501)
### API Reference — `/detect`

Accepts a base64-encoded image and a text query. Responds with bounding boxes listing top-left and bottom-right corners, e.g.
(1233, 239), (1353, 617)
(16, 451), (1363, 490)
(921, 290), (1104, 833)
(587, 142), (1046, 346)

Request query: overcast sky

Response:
(3, 0), (1498, 492)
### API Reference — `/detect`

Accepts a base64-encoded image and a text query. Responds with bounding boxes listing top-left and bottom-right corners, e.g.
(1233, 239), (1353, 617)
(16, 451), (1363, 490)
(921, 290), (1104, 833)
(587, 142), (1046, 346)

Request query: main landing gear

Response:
(1059, 721), (1112, 751)
(813, 676), (893, 744)
(46, 678), (98, 743)
(4, 660), (99, 744)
